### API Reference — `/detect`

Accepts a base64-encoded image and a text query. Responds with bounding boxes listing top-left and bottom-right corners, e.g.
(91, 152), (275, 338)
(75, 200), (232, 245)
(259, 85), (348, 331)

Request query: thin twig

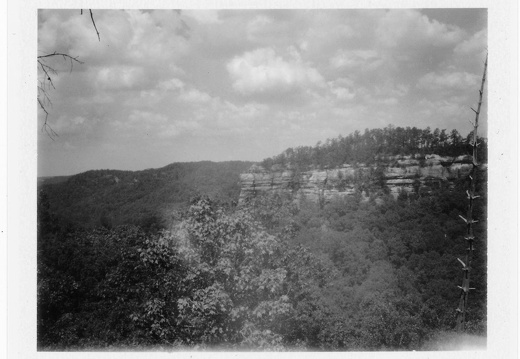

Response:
(37, 11), (100, 137)
(89, 10), (101, 41)
(37, 98), (58, 140)
(37, 52), (84, 128)
(37, 52), (84, 64)
(37, 98), (49, 120)
(38, 61), (56, 89)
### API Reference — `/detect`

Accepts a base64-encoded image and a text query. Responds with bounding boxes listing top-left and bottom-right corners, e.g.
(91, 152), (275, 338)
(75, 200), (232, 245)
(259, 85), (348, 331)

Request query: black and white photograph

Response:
(3, 0), (518, 357)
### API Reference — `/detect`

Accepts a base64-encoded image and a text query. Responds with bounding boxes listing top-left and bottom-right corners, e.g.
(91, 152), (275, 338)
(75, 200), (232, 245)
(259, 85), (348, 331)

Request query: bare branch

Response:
(37, 98), (48, 120)
(37, 86), (52, 106)
(89, 10), (101, 41)
(37, 52), (84, 136)
(79, 9), (100, 41)
(43, 123), (59, 140)
(38, 60), (56, 89)
(455, 52), (487, 332)
(37, 98), (58, 140)
(38, 11), (101, 137)
(37, 52), (84, 64)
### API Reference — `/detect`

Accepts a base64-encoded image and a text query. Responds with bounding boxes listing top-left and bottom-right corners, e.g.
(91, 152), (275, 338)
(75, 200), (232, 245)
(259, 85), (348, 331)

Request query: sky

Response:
(37, 8), (488, 176)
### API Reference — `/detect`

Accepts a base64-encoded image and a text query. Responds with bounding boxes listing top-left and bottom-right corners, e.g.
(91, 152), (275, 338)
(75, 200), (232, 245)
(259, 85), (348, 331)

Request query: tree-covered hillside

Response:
(38, 182), (487, 350)
(261, 126), (487, 170)
(37, 126), (487, 350)
(38, 161), (253, 230)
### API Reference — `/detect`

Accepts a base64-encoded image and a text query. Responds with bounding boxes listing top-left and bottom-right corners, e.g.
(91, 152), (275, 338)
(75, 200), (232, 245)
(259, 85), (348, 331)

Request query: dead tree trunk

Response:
(455, 53), (487, 332)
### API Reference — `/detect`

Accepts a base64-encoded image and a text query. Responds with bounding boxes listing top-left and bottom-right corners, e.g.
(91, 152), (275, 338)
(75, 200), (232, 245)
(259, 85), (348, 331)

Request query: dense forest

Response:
(262, 125), (487, 170)
(38, 126), (487, 351)
(38, 161), (253, 231)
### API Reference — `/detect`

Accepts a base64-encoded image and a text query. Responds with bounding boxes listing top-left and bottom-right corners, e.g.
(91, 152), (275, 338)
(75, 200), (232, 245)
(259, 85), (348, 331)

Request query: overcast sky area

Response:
(37, 9), (487, 176)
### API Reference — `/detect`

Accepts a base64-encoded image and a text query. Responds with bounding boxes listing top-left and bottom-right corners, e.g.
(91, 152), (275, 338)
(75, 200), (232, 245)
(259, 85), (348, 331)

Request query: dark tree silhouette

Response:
(455, 53), (487, 331)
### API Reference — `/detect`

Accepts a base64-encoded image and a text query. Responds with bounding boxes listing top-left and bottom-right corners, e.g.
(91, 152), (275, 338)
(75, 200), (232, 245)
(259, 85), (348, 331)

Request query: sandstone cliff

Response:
(239, 154), (486, 204)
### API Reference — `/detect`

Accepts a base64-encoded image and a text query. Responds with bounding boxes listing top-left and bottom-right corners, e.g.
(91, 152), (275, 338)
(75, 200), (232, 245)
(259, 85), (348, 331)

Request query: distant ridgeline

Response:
(38, 161), (254, 230)
(240, 126), (487, 203)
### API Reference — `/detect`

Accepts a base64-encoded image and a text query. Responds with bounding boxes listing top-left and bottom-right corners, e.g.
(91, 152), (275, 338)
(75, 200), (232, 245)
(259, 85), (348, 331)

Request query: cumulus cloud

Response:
(128, 110), (168, 125)
(159, 120), (202, 138)
(328, 79), (356, 101)
(380, 97), (399, 105)
(183, 10), (221, 24)
(416, 98), (468, 125)
(454, 29), (487, 55)
(227, 47), (324, 95)
(117, 110), (204, 140)
(192, 98), (269, 135)
(48, 115), (101, 140)
(330, 49), (381, 69)
(376, 10), (464, 49)
(37, 9), (488, 175)
(178, 89), (212, 103)
(330, 86), (356, 101)
(96, 66), (147, 90)
(39, 10), (190, 69)
(417, 71), (480, 91)
(138, 78), (212, 107)
(157, 78), (185, 91)
(247, 15), (273, 40)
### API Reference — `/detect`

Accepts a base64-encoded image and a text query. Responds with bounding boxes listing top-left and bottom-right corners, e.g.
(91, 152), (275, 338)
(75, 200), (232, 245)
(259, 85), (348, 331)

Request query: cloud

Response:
(95, 66), (147, 90)
(328, 79), (356, 101)
(330, 49), (381, 69)
(227, 47), (324, 96)
(376, 10), (464, 49)
(157, 78), (185, 91)
(128, 110), (168, 125)
(380, 97), (398, 105)
(454, 29), (487, 55)
(159, 120), (202, 138)
(417, 98), (467, 123)
(124, 10), (191, 62)
(247, 15), (274, 41)
(242, 11), (314, 48)
(48, 115), (101, 140)
(110, 110), (167, 137)
(38, 10), (190, 68)
(37, 9), (488, 176)
(417, 71), (480, 91)
(330, 86), (356, 101)
(137, 78), (213, 106)
(192, 99), (269, 135)
(116, 110), (203, 139)
(178, 89), (212, 103)
(183, 10), (221, 24)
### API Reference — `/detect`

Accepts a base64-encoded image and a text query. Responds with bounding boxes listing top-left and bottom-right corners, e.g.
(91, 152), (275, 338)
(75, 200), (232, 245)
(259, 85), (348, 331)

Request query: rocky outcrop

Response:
(239, 154), (484, 204)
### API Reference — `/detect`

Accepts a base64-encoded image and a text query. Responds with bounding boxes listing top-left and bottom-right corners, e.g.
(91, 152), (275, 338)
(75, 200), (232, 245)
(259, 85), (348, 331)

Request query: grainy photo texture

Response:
(37, 9), (488, 351)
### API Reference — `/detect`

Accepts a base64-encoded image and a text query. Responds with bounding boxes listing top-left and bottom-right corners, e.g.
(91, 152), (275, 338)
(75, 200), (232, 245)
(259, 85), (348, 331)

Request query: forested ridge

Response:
(38, 126), (487, 350)
(262, 125), (487, 170)
(38, 161), (253, 231)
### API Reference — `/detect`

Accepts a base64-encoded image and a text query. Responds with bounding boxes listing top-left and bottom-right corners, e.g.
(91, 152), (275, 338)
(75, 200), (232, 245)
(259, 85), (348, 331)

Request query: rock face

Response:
(239, 154), (482, 204)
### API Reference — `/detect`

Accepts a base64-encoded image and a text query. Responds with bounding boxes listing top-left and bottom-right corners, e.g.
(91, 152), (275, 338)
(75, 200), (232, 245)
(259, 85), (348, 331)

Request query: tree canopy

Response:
(261, 126), (487, 171)
(38, 167), (487, 350)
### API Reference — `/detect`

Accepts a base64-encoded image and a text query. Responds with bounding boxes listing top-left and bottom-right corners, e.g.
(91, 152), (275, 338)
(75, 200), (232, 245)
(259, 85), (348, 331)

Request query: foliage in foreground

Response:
(38, 175), (487, 350)
(39, 197), (340, 349)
